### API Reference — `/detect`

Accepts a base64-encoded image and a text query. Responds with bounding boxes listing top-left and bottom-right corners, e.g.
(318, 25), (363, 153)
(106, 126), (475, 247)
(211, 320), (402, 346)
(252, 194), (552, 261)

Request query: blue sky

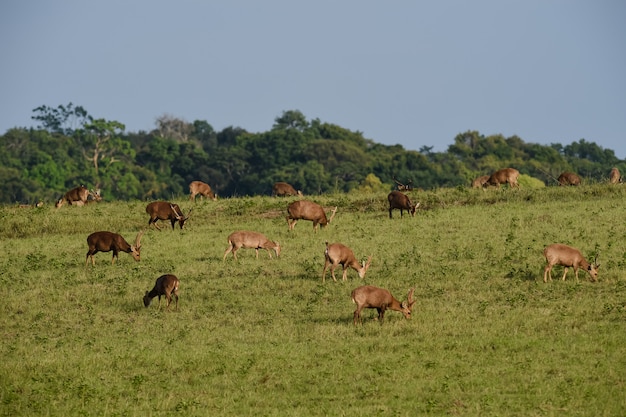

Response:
(2, 1), (625, 158)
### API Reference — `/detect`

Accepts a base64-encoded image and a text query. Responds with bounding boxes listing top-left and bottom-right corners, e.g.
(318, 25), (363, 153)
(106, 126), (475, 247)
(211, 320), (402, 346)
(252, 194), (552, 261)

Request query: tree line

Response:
(0, 103), (624, 204)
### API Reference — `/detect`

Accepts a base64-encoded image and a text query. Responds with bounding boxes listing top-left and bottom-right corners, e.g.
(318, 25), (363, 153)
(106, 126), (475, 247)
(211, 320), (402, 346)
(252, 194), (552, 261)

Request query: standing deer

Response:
(143, 274), (179, 311)
(56, 185), (99, 207)
(223, 231), (281, 260)
(609, 168), (622, 184)
(388, 191), (419, 218)
(85, 230), (143, 266)
(146, 202), (191, 230)
(272, 182), (302, 197)
(393, 177), (413, 191)
(322, 241), (372, 283)
(557, 172), (581, 186)
(286, 200), (337, 231)
(483, 168), (520, 189)
(351, 286), (416, 325)
(471, 175), (490, 189)
(543, 243), (599, 283)
(189, 180), (217, 201)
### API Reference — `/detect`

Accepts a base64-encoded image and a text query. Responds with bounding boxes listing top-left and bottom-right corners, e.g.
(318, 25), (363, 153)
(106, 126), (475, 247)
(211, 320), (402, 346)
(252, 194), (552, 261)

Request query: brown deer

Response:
(85, 230), (143, 266)
(393, 177), (413, 191)
(146, 202), (191, 230)
(483, 168), (520, 189)
(272, 182), (302, 197)
(351, 286), (416, 325)
(322, 242), (372, 283)
(189, 180), (217, 201)
(223, 230), (281, 260)
(471, 175), (490, 189)
(388, 191), (419, 218)
(55, 185), (94, 207)
(609, 167), (622, 184)
(557, 172), (581, 186)
(543, 243), (599, 283)
(286, 200), (337, 231)
(143, 274), (179, 311)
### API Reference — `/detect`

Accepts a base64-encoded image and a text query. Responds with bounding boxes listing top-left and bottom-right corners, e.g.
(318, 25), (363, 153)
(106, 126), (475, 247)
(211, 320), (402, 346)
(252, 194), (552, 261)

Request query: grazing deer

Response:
(471, 175), (490, 189)
(143, 274), (179, 311)
(223, 230), (281, 260)
(322, 241), (372, 283)
(86, 230), (143, 266)
(56, 185), (97, 208)
(388, 191), (419, 218)
(557, 172), (581, 186)
(484, 168), (520, 189)
(272, 182), (302, 197)
(146, 202), (191, 230)
(609, 168), (622, 184)
(189, 180), (217, 201)
(393, 177), (413, 191)
(286, 200), (337, 231)
(351, 286), (416, 325)
(543, 243), (599, 283)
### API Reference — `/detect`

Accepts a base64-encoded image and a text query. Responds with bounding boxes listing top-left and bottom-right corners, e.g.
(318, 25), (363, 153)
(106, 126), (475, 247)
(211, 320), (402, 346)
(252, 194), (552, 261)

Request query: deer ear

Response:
(401, 301), (407, 309)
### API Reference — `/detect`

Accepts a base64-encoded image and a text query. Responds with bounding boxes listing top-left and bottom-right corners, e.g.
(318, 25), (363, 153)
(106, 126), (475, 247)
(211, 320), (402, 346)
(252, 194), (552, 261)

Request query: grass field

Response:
(1, 185), (625, 416)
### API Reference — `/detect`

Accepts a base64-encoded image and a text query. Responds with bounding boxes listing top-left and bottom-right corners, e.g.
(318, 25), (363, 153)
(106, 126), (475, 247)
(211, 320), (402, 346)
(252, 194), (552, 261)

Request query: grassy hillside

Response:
(1, 185), (625, 416)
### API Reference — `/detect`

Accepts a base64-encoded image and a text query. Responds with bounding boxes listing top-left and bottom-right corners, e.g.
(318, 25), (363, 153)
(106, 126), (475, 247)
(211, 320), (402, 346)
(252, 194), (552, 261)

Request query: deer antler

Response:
(328, 206), (338, 223)
(135, 230), (144, 249)
(407, 288), (416, 309)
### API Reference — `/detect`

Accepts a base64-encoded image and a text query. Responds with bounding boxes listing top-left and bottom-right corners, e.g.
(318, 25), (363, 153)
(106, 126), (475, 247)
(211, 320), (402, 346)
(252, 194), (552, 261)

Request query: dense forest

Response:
(1, 103), (624, 204)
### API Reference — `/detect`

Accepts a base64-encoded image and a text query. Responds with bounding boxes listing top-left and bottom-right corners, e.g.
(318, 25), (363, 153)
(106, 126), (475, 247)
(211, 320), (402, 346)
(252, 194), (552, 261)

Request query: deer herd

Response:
(51, 168), (614, 322)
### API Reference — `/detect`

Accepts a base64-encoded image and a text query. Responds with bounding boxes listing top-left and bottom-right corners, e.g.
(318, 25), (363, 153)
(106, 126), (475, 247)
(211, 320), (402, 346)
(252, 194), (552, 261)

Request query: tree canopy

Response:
(0, 104), (623, 204)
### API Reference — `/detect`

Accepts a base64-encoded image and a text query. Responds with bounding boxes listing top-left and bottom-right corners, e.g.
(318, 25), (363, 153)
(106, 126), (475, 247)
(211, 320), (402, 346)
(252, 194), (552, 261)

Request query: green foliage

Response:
(1, 106), (626, 203)
(1, 187), (626, 415)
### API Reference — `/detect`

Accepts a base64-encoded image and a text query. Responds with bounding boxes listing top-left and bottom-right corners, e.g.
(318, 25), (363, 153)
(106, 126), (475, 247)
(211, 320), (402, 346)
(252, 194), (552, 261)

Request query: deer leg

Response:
(353, 308), (361, 325)
(389, 208), (393, 219)
(330, 264), (338, 282)
(342, 266), (348, 281)
(561, 267), (569, 281)
(574, 267), (579, 282)
(322, 262), (329, 283)
(543, 264), (552, 282)
(255, 248), (259, 259)
(223, 244), (233, 260)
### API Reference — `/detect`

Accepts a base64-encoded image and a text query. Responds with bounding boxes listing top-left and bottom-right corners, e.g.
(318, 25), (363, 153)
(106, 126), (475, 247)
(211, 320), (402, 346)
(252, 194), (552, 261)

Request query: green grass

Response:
(1, 185), (626, 416)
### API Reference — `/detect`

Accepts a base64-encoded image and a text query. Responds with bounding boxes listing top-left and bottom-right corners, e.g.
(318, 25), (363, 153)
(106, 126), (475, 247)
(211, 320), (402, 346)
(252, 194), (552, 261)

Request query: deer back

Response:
(557, 172), (581, 186)
(273, 182), (300, 196)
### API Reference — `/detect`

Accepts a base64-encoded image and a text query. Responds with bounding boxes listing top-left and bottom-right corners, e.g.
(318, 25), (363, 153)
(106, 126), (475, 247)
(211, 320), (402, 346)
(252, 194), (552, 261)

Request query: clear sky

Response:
(2, 1), (625, 158)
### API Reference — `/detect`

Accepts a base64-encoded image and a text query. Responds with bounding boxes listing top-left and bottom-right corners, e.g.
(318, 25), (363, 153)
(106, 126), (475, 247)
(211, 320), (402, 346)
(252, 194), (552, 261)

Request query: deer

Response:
(543, 243), (599, 283)
(322, 241), (372, 283)
(388, 191), (419, 218)
(286, 200), (337, 231)
(483, 168), (520, 189)
(557, 172), (581, 186)
(609, 167), (622, 184)
(351, 286), (416, 325)
(85, 230), (143, 266)
(272, 182), (303, 197)
(223, 230), (281, 260)
(146, 201), (191, 230)
(471, 175), (490, 189)
(189, 180), (217, 201)
(143, 274), (179, 311)
(55, 185), (96, 207)
(393, 177), (413, 191)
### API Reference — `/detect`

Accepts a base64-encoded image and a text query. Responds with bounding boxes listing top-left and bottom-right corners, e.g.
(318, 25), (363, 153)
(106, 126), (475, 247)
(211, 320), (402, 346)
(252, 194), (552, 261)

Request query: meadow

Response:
(1, 185), (625, 416)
